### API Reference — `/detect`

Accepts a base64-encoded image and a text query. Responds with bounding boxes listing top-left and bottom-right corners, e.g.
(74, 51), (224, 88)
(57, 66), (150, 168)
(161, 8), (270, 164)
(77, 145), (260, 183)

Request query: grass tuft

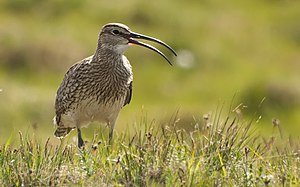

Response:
(0, 106), (299, 186)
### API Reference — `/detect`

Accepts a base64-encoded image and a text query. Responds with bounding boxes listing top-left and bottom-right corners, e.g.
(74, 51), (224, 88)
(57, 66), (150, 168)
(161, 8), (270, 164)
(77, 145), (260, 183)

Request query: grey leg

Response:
(108, 119), (117, 145)
(77, 128), (85, 148)
(109, 127), (114, 144)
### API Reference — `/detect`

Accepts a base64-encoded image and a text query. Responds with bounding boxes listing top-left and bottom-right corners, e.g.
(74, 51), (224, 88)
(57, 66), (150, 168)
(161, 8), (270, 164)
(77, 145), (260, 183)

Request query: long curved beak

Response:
(128, 32), (177, 66)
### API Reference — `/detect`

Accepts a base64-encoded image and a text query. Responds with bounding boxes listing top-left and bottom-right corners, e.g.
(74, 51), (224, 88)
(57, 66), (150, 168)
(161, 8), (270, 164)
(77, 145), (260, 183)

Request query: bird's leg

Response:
(77, 128), (85, 148)
(108, 127), (114, 145)
(108, 120), (116, 145)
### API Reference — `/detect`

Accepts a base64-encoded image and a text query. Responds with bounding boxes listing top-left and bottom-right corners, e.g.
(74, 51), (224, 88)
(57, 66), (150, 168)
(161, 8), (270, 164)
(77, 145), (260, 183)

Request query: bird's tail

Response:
(53, 115), (74, 138)
(54, 127), (74, 138)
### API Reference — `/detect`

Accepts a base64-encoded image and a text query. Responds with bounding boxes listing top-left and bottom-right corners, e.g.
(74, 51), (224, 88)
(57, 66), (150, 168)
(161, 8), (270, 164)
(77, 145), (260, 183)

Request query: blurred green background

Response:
(0, 0), (299, 144)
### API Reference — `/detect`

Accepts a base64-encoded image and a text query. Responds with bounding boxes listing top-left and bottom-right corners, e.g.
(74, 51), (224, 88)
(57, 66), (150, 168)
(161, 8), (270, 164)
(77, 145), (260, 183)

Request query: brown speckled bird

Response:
(54, 23), (177, 148)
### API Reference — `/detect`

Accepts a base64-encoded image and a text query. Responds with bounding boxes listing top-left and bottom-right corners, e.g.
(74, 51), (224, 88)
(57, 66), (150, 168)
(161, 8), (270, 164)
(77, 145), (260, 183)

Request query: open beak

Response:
(127, 32), (177, 66)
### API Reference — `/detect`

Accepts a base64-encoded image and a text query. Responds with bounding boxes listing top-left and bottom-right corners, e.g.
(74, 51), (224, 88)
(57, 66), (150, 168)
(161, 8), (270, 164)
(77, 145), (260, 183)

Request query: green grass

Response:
(1, 0), (300, 141)
(1, 106), (299, 186)
(0, 0), (300, 185)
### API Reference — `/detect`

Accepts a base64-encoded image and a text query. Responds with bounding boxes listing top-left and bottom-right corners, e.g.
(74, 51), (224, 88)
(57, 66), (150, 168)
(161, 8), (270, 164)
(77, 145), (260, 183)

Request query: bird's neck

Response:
(92, 47), (123, 64)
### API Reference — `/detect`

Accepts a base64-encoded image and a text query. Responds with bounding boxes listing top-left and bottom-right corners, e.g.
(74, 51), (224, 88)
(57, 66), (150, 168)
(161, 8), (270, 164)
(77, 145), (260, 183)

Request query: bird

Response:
(53, 23), (177, 148)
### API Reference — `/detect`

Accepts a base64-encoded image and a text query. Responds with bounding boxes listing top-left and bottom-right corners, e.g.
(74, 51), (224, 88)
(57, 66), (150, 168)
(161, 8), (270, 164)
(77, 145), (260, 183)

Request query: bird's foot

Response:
(77, 128), (85, 149)
(78, 138), (85, 149)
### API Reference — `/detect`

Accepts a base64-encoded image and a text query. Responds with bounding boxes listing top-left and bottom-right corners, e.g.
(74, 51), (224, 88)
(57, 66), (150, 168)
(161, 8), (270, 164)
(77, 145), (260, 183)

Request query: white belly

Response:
(60, 97), (125, 128)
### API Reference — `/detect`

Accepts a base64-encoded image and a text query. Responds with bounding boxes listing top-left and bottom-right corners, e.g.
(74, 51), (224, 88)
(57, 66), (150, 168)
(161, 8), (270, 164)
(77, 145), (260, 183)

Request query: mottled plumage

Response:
(54, 23), (176, 148)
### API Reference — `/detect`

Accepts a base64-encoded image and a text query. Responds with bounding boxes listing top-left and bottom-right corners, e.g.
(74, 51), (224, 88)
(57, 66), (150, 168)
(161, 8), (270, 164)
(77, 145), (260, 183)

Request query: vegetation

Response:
(1, 0), (300, 140)
(0, 0), (300, 186)
(1, 105), (299, 186)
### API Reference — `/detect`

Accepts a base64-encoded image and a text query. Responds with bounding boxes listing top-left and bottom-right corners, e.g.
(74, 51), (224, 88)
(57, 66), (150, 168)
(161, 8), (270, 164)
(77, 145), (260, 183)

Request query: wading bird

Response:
(54, 23), (177, 148)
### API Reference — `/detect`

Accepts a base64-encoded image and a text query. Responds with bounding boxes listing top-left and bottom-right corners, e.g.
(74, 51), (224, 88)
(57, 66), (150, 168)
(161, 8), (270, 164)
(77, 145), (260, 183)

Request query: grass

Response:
(1, 105), (299, 186)
(0, 0), (300, 185)
(1, 0), (300, 140)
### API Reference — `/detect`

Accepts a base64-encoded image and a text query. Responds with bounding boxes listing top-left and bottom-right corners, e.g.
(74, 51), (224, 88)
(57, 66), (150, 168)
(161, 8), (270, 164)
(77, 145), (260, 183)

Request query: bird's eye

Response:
(112, 30), (120, 35)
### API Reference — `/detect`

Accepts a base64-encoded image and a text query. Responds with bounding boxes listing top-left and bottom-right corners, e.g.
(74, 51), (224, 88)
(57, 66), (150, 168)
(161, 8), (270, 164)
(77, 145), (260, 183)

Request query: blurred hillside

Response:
(0, 0), (299, 143)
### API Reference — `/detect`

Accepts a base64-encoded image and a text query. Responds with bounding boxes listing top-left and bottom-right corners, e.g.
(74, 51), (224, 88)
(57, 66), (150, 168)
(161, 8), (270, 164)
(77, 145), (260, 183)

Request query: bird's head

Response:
(98, 23), (177, 65)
